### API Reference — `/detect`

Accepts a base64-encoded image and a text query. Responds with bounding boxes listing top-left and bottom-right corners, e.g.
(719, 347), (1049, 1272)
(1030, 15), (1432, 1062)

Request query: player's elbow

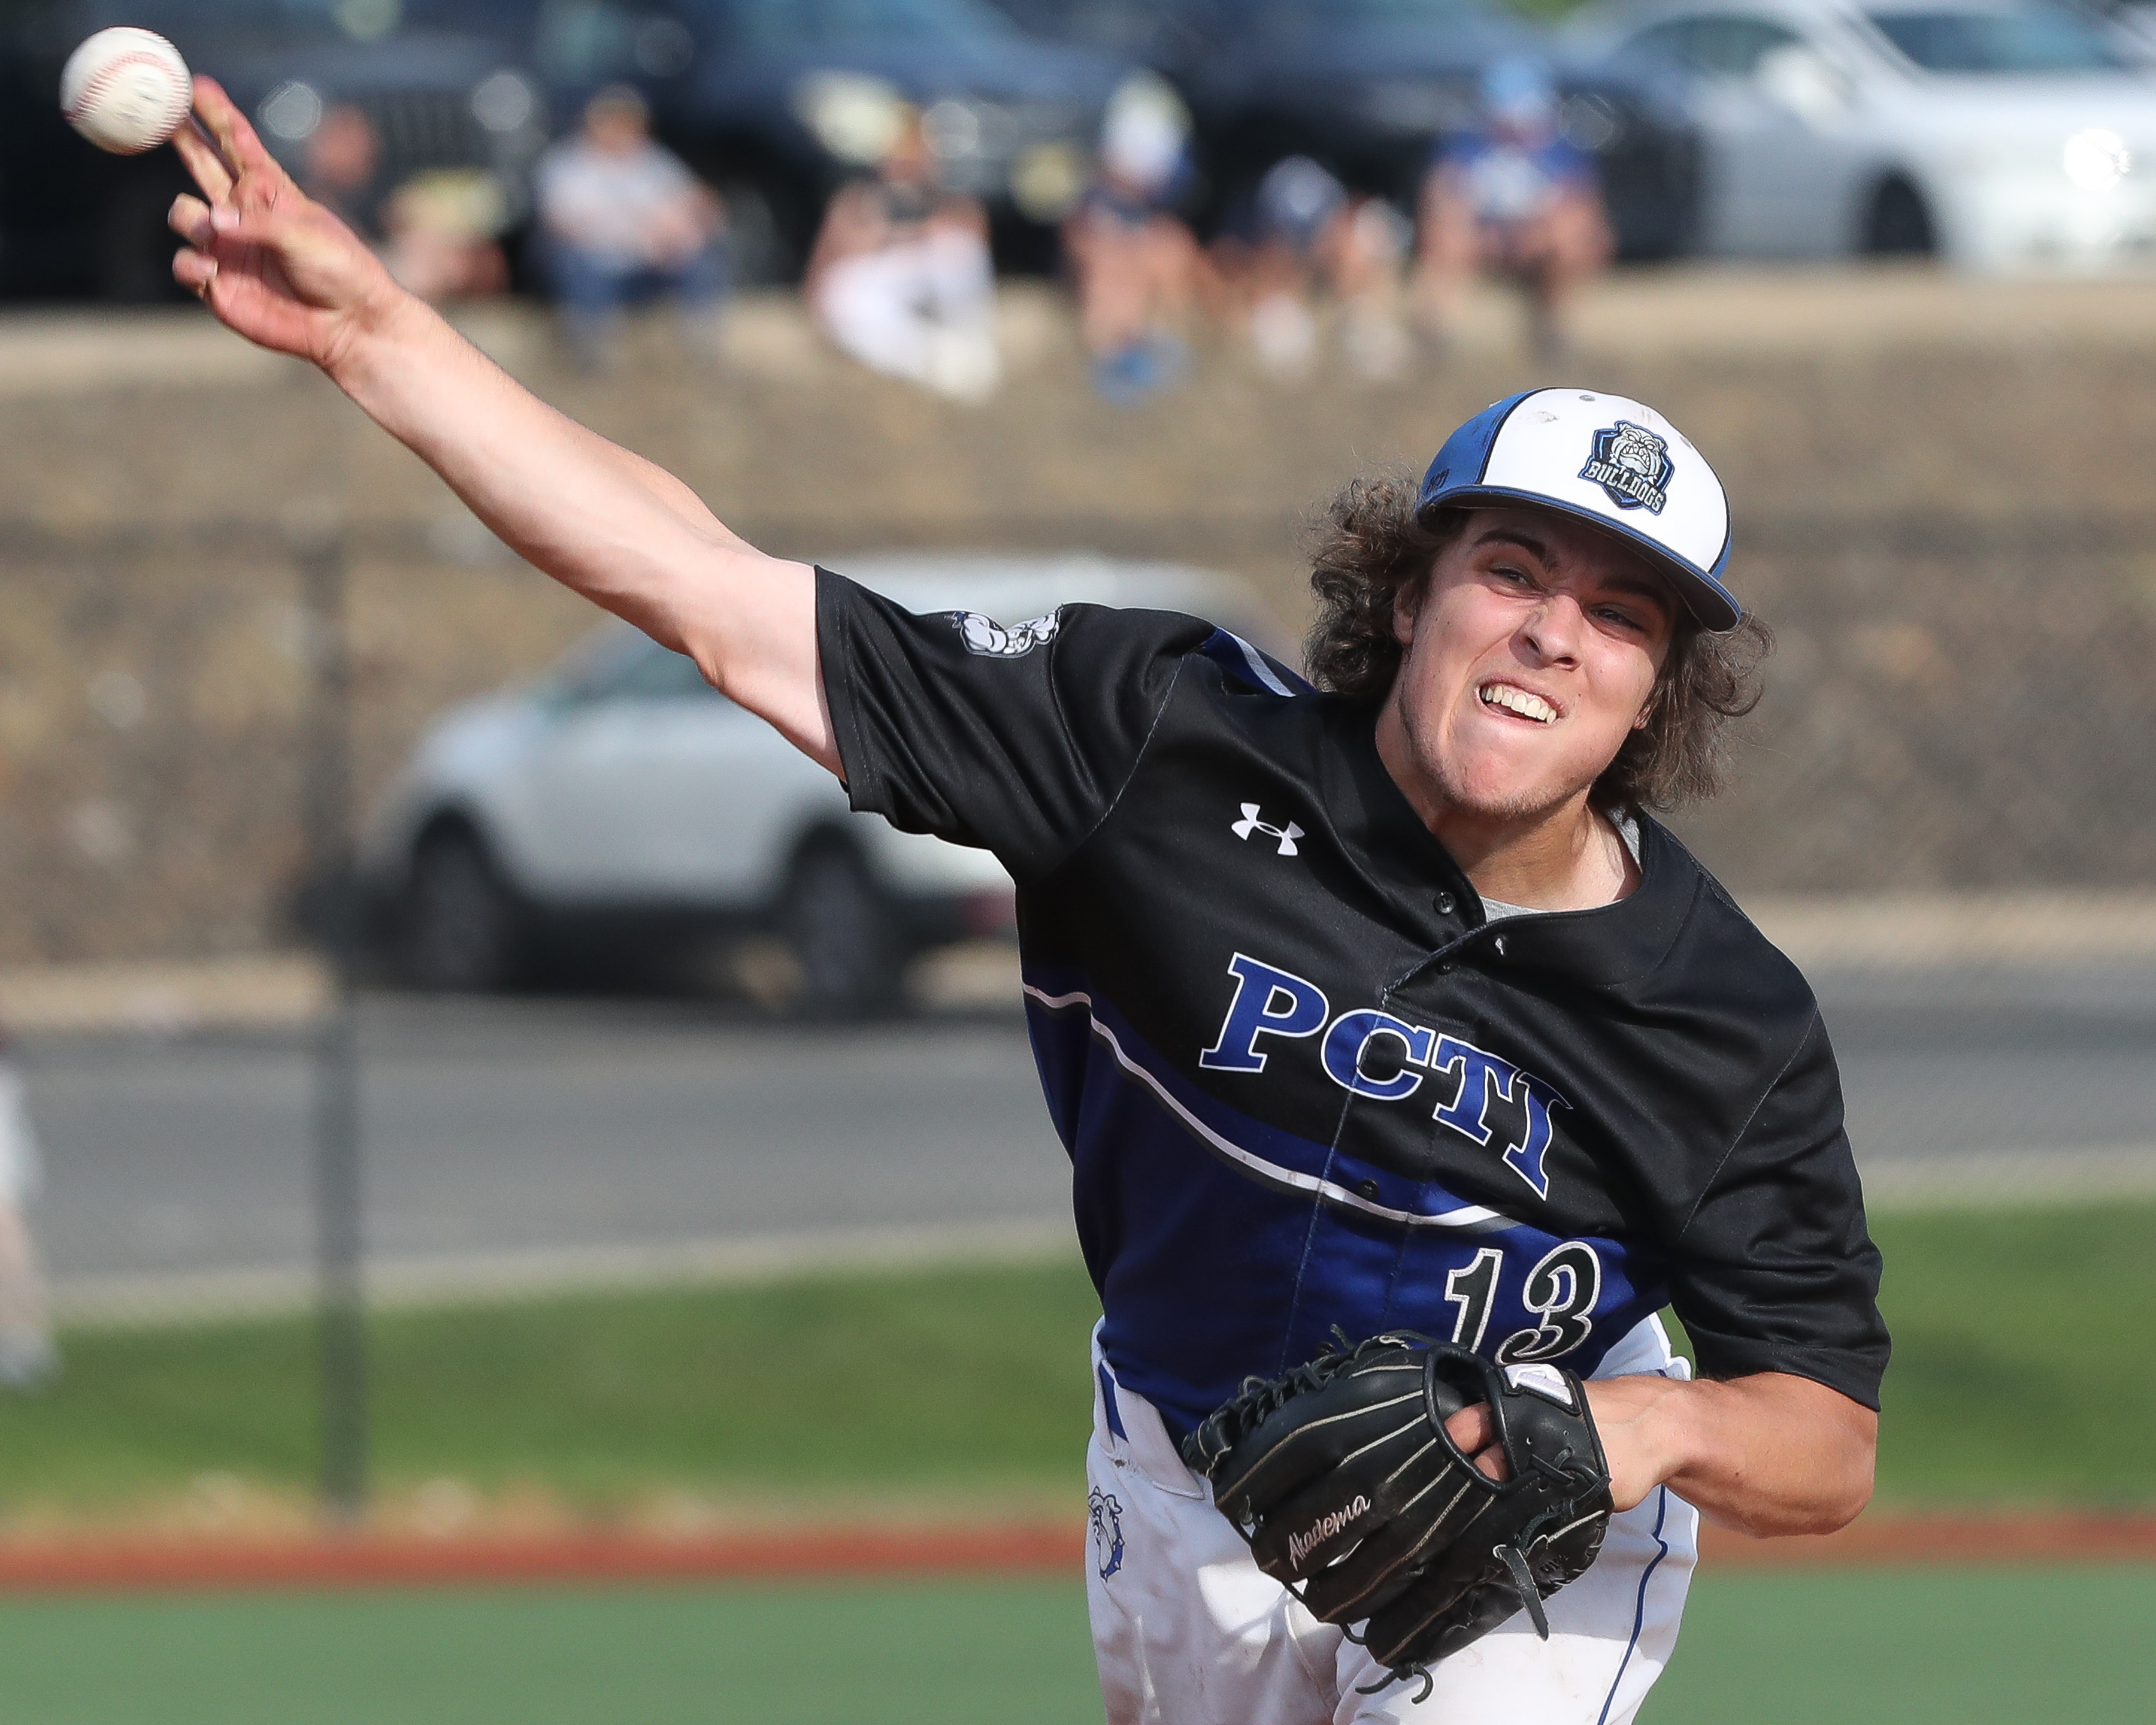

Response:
(1701, 1377), (1877, 1539)
(1805, 1393), (1879, 1534)
(1730, 1405), (1878, 1539)
(1783, 1445), (1875, 1538)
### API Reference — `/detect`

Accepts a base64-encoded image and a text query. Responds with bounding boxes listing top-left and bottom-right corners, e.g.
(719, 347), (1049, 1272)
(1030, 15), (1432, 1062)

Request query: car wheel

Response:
(777, 843), (907, 1019)
(402, 828), (528, 993)
(1863, 178), (1936, 258)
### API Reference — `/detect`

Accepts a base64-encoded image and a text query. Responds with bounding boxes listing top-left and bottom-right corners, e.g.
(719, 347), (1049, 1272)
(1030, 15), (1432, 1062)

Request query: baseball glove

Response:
(1180, 1330), (1613, 1700)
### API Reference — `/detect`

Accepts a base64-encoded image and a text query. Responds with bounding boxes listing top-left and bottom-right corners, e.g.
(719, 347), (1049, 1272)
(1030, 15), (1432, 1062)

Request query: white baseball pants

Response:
(1085, 1317), (1698, 1725)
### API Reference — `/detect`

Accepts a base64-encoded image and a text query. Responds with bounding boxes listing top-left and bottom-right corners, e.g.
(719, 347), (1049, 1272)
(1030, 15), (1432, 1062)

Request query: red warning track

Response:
(0, 1524), (1085, 1593)
(1697, 1513), (2156, 1569)
(0, 1515), (2148, 1594)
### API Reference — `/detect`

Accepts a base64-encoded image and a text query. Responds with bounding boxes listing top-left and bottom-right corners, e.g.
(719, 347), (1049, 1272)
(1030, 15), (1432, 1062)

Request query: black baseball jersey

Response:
(817, 570), (1889, 1437)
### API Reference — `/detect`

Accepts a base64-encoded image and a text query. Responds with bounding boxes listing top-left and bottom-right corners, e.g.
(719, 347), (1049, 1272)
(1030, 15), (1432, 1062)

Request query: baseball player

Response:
(166, 80), (1886, 1724)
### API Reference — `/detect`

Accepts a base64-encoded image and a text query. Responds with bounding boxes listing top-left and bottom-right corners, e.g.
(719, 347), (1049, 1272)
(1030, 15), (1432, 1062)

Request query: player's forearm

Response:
(319, 292), (836, 764)
(1594, 1370), (1876, 1538)
(327, 291), (725, 590)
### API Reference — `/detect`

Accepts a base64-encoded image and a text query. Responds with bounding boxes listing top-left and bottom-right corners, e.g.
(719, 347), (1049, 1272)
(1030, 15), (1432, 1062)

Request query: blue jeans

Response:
(544, 236), (726, 334)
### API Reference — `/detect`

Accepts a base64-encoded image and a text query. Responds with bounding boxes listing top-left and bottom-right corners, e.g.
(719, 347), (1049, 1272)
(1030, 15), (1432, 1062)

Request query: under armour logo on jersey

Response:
(1232, 804), (1303, 856)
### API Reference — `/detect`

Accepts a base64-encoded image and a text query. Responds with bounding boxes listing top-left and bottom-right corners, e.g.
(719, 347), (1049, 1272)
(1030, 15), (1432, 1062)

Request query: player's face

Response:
(1388, 506), (1677, 825)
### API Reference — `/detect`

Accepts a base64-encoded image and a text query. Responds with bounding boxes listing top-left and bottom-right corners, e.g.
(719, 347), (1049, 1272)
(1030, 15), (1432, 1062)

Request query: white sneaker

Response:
(1250, 293), (1317, 381)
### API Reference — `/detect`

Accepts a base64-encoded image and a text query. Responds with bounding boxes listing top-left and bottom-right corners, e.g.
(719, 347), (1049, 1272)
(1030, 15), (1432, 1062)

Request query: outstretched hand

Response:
(168, 77), (405, 370)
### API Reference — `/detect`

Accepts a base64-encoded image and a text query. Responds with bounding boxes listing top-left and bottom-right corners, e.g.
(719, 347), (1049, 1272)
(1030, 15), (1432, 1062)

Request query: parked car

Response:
(1567, 0), (2156, 267)
(359, 553), (1291, 1015)
(1, 0), (546, 301)
(988, 0), (1706, 261)
(405, 0), (1143, 280)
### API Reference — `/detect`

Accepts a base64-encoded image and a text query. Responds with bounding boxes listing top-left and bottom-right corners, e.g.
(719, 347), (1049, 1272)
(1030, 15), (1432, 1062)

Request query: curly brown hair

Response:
(1304, 473), (1773, 811)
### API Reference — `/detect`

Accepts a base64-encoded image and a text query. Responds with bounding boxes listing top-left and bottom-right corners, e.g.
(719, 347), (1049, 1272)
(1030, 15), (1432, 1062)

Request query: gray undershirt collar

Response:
(1477, 810), (1642, 922)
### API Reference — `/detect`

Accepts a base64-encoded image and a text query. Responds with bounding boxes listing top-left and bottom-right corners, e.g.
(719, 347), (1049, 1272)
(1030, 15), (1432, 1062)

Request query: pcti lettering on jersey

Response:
(1198, 953), (1571, 1199)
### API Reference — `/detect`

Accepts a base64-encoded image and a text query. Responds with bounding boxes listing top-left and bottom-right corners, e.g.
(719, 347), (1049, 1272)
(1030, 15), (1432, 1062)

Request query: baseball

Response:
(60, 27), (192, 155)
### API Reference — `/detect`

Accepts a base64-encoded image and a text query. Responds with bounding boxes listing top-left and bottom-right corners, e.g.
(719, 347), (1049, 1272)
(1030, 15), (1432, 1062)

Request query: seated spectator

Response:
(1216, 156), (1412, 383)
(805, 109), (1000, 404)
(535, 86), (727, 369)
(1414, 58), (1611, 361)
(383, 171), (511, 304)
(302, 102), (386, 238)
(1062, 94), (1213, 405)
(305, 105), (508, 306)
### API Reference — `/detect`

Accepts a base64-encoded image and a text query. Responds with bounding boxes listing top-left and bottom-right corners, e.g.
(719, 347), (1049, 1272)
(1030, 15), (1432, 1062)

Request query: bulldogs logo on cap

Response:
(1579, 421), (1673, 516)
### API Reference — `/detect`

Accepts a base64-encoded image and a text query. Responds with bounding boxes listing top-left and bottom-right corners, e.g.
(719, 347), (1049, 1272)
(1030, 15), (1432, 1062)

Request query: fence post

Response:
(293, 507), (367, 1522)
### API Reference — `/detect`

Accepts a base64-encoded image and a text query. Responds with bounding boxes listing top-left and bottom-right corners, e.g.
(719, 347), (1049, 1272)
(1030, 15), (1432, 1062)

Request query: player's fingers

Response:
(192, 76), (287, 190)
(168, 192), (213, 246)
(201, 200), (302, 251)
(172, 246), (217, 294)
(1471, 1442), (1510, 1483)
(1443, 1402), (1494, 1457)
(171, 115), (235, 205)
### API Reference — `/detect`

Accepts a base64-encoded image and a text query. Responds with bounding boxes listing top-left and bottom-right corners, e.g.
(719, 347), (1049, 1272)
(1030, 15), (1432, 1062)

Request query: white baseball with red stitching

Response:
(60, 27), (192, 155)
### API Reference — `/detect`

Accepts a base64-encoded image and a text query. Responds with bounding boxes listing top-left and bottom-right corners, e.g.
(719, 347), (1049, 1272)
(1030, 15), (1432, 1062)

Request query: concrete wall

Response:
(1, 270), (2153, 962)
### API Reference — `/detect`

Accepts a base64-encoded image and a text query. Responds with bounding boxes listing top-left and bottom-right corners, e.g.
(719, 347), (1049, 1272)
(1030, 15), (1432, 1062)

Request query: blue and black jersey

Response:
(817, 570), (1888, 1438)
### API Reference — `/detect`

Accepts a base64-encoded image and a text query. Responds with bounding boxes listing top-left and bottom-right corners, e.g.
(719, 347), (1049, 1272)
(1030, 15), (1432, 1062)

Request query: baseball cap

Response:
(1416, 388), (1739, 630)
(1257, 156), (1347, 253)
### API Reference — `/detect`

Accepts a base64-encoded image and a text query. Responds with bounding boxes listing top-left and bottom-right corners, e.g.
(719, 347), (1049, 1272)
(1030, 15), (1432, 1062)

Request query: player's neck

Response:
(1444, 800), (1638, 913)
(1376, 721), (1637, 912)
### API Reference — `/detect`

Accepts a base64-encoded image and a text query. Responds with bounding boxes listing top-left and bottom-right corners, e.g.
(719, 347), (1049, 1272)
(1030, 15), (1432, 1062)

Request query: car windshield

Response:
(729, 0), (1021, 50)
(1865, 6), (2128, 72)
(109, 0), (411, 43)
(1334, 0), (1481, 19)
(1253, 0), (1482, 23)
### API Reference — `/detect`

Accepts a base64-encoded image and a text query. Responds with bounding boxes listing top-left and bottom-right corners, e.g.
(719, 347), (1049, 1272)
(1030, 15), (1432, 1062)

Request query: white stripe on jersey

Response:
(1024, 983), (1513, 1233)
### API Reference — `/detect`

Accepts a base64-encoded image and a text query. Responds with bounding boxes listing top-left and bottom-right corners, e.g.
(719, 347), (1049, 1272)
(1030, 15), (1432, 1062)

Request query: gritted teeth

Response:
(1479, 682), (1558, 724)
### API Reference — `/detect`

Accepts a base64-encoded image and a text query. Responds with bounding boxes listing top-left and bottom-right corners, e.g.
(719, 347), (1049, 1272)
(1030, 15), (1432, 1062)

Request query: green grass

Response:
(1651, 1566), (2156, 1723)
(1868, 1205), (2156, 1504)
(2, 1201), (2152, 1513)
(0, 1581), (1103, 1725)
(0, 1567), (2148, 1725)
(0, 1259), (1106, 1511)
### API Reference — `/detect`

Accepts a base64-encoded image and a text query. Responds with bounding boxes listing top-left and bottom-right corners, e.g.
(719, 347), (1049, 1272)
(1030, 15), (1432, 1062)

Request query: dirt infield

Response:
(0, 1512), (2147, 1593)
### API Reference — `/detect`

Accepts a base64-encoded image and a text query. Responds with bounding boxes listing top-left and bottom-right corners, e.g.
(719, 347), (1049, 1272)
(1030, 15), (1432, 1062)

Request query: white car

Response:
(359, 553), (1291, 1014)
(1569, 0), (2156, 268)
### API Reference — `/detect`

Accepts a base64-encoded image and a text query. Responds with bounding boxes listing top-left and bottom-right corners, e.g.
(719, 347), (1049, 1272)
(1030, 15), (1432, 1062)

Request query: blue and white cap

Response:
(1416, 388), (1739, 630)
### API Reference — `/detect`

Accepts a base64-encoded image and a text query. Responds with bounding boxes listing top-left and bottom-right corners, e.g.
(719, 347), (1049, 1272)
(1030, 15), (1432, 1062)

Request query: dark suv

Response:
(1, 0), (546, 300)
(990, 0), (1703, 260)
(412, 0), (1139, 280)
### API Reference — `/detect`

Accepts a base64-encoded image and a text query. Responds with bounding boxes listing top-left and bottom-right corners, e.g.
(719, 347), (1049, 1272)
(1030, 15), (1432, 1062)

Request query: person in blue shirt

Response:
(1063, 92), (1212, 405)
(1415, 59), (1612, 361)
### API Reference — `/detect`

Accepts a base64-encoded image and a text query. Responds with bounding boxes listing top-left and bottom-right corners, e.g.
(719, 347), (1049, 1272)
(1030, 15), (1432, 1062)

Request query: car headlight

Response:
(792, 72), (907, 165)
(259, 80), (325, 143)
(923, 98), (984, 159)
(471, 71), (536, 135)
(2064, 127), (2131, 191)
(1558, 93), (1622, 153)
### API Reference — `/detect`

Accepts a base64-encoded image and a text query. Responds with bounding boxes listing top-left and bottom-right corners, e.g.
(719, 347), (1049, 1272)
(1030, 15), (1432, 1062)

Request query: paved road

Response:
(16, 963), (2156, 1293)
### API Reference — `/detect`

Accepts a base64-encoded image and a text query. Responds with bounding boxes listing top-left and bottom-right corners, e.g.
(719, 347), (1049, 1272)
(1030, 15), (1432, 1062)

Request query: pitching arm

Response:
(165, 78), (835, 773)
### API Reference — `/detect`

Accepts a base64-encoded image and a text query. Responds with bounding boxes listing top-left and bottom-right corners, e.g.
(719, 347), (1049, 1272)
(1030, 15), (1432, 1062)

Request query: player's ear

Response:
(1635, 613), (1690, 730)
(1391, 569), (1430, 647)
